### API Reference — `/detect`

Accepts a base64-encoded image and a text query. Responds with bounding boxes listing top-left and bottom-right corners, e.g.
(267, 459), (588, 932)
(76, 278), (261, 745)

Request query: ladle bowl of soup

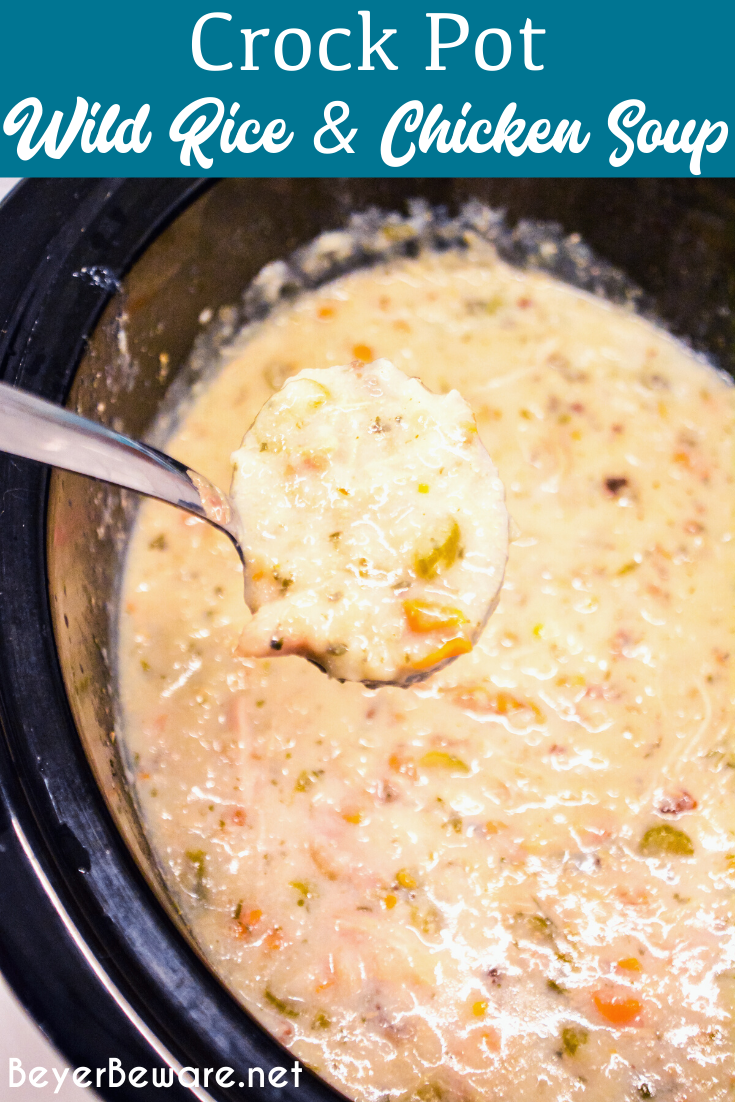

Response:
(1, 178), (734, 1101)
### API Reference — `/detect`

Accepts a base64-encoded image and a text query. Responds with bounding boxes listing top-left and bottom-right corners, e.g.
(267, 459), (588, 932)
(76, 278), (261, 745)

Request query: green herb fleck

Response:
(290, 880), (312, 899)
(515, 913), (555, 941)
(465, 296), (503, 316)
(561, 1026), (588, 1056)
(294, 770), (323, 792)
(264, 988), (300, 1018)
(185, 849), (206, 899)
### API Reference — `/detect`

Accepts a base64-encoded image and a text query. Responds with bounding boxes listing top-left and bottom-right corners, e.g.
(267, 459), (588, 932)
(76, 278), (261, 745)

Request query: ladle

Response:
(0, 378), (503, 690)
(0, 380), (244, 560)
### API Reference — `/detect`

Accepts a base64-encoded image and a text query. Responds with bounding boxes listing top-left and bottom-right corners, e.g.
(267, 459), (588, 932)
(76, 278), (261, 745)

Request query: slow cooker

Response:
(0, 178), (734, 1102)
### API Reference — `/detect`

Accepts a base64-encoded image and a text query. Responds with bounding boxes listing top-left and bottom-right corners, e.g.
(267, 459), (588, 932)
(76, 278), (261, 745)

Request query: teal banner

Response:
(0, 1), (731, 177)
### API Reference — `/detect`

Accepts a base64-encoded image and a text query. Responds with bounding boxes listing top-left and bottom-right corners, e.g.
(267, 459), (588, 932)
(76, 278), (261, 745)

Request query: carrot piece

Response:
(593, 993), (641, 1025)
(412, 637), (472, 671)
(617, 957), (641, 972)
(232, 908), (263, 939)
(388, 752), (417, 778)
(352, 343), (373, 362)
(451, 685), (544, 723)
(403, 599), (468, 633)
(264, 926), (285, 951)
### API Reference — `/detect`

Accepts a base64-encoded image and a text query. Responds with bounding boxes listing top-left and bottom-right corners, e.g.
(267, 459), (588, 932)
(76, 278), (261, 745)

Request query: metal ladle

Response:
(0, 380), (491, 690)
(0, 380), (244, 561)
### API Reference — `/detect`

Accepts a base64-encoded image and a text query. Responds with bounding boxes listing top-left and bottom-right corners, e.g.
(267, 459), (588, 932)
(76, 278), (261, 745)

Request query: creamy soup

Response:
(119, 240), (735, 1102)
(231, 358), (508, 685)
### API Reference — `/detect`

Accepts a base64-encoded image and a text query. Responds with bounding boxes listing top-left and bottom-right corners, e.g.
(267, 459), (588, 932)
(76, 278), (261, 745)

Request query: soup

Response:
(230, 356), (509, 686)
(118, 231), (735, 1102)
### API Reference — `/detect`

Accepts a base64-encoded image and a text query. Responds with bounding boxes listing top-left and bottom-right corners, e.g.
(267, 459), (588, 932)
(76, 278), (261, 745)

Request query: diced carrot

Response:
(479, 1028), (501, 1053)
(342, 810), (363, 824)
(264, 926), (285, 951)
(150, 713), (168, 736)
(384, 894), (397, 909)
(412, 637), (472, 671)
(233, 908), (263, 939)
(353, 343), (373, 362)
(404, 599), (468, 633)
(301, 451), (330, 472)
(310, 845), (339, 881)
(616, 887), (650, 906)
(317, 305), (335, 319)
(451, 685), (544, 723)
(388, 752), (417, 778)
(593, 992), (642, 1026)
(617, 957), (641, 972)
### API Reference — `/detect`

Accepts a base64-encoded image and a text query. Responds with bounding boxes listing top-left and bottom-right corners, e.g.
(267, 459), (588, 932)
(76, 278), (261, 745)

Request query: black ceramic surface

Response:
(0, 179), (734, 1102)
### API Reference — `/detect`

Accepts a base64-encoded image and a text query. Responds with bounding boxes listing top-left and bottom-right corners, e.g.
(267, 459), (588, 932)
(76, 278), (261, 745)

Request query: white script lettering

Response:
(608, 99), (728, 175)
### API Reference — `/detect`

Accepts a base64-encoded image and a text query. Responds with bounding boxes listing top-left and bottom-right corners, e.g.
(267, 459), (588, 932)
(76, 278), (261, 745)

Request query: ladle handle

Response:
(0, 381), (236, 537)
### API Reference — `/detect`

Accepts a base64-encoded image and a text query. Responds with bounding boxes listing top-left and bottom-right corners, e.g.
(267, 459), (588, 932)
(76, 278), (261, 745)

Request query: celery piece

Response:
(414, 520), (462, 580)
(639, 824), (694, 857)
(419, 751), (469, 774)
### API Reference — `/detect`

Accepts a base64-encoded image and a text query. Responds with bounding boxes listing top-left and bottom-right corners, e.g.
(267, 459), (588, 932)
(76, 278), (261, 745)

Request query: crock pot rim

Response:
(2, 176), (735, 1102)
